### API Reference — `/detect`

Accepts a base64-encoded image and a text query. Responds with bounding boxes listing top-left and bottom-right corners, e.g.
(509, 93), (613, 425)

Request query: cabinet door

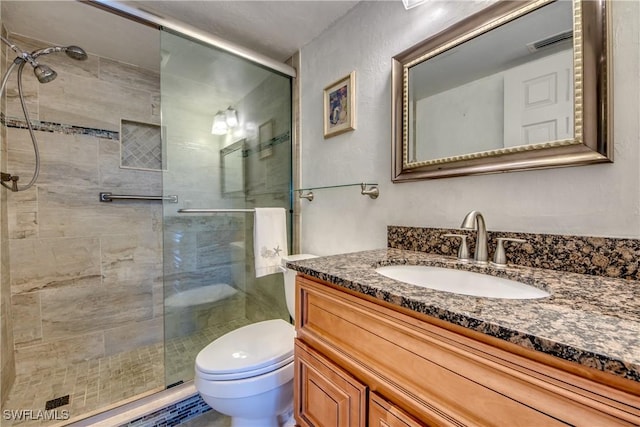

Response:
(295, 340), (367, 427)
(369, 393), (426, 427)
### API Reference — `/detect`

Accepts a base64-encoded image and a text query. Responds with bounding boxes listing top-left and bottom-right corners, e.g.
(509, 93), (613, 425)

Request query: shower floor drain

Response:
(45, 395), (70, 410)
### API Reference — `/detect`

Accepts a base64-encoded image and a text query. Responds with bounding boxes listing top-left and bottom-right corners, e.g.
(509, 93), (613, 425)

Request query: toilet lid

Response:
(195, 319), (295, 379)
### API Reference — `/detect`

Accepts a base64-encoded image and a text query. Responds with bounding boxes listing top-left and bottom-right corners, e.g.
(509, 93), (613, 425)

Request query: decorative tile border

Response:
(1, 113), (119, 140)
(388, 225), (640, 281)
(119, 393), (212, 427)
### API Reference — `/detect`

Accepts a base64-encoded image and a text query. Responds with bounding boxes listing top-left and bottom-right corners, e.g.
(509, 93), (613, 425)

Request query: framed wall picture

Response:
(323, 71), (356, 138)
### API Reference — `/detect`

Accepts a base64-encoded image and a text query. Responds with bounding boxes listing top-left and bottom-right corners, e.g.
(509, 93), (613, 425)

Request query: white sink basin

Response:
(375, 265), (549, 299)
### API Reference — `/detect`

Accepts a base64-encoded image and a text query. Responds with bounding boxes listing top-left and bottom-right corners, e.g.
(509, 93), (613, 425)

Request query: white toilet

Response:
(194, 254), (317, 427)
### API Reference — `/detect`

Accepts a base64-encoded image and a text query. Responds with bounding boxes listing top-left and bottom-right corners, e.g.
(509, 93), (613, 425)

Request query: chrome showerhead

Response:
(33, 64), (57, 83)
(31, 45), (87, 61)
(64, 45), (88, 61)
(27, 45), (86, 84)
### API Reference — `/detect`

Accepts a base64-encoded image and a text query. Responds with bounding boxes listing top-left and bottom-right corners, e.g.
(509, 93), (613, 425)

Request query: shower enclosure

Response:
(160, 29), (293, 388)
(0, 2), (293, 425)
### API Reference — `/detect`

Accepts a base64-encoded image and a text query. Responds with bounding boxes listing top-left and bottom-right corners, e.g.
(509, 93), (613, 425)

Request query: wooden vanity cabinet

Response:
(295, 340), (367, 427)
(293, 275), (640, 427)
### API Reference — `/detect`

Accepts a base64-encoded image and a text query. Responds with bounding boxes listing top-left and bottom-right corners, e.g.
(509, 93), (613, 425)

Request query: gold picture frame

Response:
(323, 71), (356, 138)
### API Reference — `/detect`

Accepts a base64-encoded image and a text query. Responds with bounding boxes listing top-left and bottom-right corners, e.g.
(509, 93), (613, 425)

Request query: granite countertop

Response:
(287, 248), (640, 383)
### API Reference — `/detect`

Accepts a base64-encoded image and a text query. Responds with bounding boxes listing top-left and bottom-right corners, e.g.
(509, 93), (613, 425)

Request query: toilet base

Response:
(228, 406), (294, 427)
(199, 374), (293, 427)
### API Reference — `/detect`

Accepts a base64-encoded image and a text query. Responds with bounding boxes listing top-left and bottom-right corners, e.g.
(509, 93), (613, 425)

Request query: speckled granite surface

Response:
(287, 248), (640, 383)
(388, 226), (640, 280)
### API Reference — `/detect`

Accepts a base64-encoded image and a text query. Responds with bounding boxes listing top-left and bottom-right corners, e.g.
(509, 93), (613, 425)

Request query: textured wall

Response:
(5, 34), (163, 375)
(299, 0), (640, 256)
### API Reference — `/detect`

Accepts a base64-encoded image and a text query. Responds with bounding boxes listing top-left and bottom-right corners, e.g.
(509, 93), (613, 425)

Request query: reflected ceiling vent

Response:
(526, 30), (573, 53)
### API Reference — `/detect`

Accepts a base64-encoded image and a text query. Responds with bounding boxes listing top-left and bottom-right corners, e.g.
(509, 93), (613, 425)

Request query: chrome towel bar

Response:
(99, 192), (178, 203)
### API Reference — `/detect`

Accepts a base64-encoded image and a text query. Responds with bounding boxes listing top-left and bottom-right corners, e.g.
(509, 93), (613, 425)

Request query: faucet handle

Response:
(443, 234), (470, 261)
(491, 237), (526, 267)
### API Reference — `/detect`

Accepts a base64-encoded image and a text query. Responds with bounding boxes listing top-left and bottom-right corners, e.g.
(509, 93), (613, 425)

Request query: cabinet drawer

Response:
(369, 393), (425, 427)
(295, 339), (367, 427)
(296, 276), (640, 426)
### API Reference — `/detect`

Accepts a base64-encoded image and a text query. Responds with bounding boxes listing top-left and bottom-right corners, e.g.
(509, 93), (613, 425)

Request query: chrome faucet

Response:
(460, 210), (488, 264)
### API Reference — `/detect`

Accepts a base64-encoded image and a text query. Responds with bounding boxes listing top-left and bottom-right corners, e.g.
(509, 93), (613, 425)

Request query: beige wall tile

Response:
(11, 292), (42, 346)
(7, 186), (37, 239)
(7, 130), (100, 188)
(153, 277), (163, 319)
(1, 300), (16, 405)
(40, 281), (153, 340)
(7, 128), (99, 164)
(98, 138), (162, 192)
(37, 185), (157, 238)
(4, 69), (39, 121)
(9, 237), (101, 294)
(104, 317), (163, 356)
(99, 58), (159, 94)
(7, 148), (99, 188)
(101, 232), (162, 286)
(14, 332), (104, 375)
(39, 73), (158, 131)
(163, 231), (198, 276)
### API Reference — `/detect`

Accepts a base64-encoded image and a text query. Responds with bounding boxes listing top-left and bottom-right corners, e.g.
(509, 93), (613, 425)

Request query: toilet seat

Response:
(195, 319), (295, 381)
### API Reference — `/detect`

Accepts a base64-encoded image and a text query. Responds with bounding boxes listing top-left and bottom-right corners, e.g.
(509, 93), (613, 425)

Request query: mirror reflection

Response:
(393, 0), (611, 181)
(220, 139), (245, 196)
(407, 0), (573, 163)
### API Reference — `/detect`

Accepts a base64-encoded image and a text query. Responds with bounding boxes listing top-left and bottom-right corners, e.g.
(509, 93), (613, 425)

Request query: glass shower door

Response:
(159, 30), (293, 387)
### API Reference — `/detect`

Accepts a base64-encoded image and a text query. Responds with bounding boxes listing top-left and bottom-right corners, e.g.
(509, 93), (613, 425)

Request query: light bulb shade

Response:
(211, 111), (228, 135)
(225, 107), (238, 128)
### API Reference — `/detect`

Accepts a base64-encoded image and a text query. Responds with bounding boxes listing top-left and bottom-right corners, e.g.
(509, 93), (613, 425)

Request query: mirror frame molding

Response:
(391, 0), (612, 182)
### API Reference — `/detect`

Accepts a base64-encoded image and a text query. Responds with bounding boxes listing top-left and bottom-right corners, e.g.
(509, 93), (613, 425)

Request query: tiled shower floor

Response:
(2, 319), (250, 427)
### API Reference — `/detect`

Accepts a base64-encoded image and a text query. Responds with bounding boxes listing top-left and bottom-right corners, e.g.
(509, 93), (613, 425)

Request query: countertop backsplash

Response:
(388, 225), (640, 281)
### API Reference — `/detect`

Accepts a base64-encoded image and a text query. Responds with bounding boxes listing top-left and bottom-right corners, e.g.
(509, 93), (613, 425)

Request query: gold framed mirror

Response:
(391, 0), (611, 181)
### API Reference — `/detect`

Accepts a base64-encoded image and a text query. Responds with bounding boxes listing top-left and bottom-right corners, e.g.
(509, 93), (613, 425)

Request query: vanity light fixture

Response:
(211, 110), (228, 135)
(225, 106), (239, 128)
(212, 107), (239, 135)
(402, 0), (427, 10)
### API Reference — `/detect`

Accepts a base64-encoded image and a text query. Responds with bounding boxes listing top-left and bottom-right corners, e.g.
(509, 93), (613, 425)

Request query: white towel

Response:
(253, 207), (289, 278)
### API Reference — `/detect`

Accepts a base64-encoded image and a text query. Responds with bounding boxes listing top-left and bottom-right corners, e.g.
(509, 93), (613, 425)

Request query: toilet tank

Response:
(281, 254), (317, 321)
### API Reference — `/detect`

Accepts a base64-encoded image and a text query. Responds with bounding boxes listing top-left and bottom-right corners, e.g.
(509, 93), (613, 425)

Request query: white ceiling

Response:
(1, 0), (361, 113)
(129, 0), (362, 62)
(1, 0), (361, 70)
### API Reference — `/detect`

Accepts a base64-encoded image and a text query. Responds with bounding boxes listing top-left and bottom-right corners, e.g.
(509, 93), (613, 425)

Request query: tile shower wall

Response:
(1, 21), (17, 406)
(4, 34), (163, 375)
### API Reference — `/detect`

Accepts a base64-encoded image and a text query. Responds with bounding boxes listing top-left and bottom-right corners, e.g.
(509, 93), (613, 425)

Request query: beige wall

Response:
(5, 34), (163, 375)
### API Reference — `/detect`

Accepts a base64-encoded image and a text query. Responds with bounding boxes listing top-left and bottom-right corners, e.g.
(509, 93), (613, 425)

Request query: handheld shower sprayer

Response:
(0, 36), (87, 192)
